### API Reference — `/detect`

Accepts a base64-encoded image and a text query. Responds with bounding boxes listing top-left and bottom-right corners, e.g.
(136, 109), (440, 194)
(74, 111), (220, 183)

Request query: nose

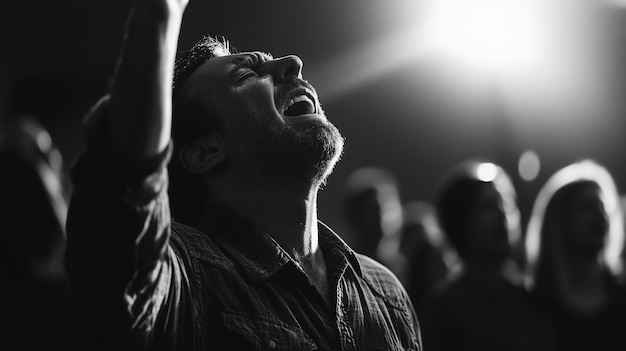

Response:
(265, 55), (303, 81)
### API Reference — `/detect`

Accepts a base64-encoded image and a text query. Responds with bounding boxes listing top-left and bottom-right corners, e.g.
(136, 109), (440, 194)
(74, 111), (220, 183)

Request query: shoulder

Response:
(356, 254), (402, 288)
(355, 253), (412, 310)
(170, 221), (235, 271)
(354, 254), (423, 348)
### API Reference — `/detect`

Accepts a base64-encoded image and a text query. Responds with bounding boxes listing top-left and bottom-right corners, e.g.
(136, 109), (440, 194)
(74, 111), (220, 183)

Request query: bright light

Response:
(309, 0), (617, 122)
(36, 130), (52, 152)
(601, 0), (626, 7)
(518, 150), (540, 181)
(418, 0), (548, 78)
(476, 162), (499, 182)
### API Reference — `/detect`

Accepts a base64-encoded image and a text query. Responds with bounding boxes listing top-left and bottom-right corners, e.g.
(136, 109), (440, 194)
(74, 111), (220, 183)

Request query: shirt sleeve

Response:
(66, 96), (192, 350)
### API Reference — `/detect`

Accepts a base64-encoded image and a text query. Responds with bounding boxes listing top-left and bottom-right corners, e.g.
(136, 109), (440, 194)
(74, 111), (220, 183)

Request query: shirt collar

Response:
(197, 205), (363, 283)
(317, 221), (363, 279)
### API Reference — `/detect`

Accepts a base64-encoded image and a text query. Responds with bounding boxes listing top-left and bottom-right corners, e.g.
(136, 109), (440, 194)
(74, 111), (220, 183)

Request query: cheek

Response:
(231, 78), (279, 117)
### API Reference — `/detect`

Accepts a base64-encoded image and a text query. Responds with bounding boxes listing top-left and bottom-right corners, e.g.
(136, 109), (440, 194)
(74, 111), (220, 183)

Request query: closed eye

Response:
(234, 67), (258, 84)
(231, 52), (273, 85)
(232, 56), (262, 84)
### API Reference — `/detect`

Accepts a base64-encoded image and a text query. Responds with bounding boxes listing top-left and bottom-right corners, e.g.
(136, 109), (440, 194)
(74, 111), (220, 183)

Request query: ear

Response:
(180, 136), (227, 174)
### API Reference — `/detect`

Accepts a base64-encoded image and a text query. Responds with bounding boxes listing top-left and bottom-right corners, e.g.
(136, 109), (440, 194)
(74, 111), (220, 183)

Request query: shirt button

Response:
(269, 339), (277, 349)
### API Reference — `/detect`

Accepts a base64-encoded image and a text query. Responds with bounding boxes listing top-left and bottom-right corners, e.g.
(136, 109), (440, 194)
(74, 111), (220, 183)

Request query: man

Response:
(420, 161), (555, 351)
(66, 0), (421, 350)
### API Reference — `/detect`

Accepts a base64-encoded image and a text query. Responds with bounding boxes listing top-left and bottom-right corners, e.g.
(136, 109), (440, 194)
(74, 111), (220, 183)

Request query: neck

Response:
(215, 175), (325, 268)
(209, 171), (331, 304)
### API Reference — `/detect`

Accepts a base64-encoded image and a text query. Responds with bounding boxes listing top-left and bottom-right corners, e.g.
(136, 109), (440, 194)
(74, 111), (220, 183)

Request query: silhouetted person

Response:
(0, 116), (80, 350)
(65, 1), (422, 350)
(400, 200), (449, 314)
(344, 167), (404, 268)
(421, 160), (555, 351)
(525, 159), (626, 351)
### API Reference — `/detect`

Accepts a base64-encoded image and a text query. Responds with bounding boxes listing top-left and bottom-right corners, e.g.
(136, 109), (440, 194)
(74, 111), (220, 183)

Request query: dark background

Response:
(3, 0), (626, 244)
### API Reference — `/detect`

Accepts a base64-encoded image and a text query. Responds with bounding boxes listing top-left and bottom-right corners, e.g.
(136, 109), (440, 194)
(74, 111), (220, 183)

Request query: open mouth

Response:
(282, 90), (318, 117)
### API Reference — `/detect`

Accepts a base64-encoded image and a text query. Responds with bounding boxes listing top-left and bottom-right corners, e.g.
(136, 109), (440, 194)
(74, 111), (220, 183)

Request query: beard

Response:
(224, 108), (344, 187)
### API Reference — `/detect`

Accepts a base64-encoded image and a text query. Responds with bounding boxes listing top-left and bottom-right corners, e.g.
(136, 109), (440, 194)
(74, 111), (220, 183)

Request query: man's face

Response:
(183, 51), (344, 185)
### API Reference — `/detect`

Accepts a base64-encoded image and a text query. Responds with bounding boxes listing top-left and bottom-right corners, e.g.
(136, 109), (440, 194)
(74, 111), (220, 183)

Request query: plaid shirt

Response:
(66, 98), (421, 351)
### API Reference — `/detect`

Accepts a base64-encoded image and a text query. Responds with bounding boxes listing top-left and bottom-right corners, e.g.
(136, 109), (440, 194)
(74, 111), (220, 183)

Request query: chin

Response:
(314, 151), (342, 186)
(235, 112), (344, 186)
(285, 121), (344, 186)
(312, 123), (345, 184)
(293, 144), (341, 188)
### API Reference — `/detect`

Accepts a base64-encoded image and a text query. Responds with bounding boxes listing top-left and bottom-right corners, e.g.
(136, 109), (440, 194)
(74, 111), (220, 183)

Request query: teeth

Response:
(286, 94), (314, 110)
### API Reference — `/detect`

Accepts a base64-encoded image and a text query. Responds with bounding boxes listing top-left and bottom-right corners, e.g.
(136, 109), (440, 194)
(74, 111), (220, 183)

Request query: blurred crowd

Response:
(3, 114), (626, 351)
(343, 161), (626, 351)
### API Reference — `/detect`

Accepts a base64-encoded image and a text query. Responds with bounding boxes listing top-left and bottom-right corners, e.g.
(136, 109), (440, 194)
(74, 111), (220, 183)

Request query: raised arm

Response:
(108, 0), (188, 164)
(66, 1), (193, 349)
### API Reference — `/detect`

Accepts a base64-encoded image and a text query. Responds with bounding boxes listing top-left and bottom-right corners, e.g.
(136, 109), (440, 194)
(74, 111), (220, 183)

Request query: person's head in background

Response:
(0, 115), (69, 284)
(400, 200), (450, 305)
(524, 159), (624, 311)
(400, 200), (450, 270)
(344, 167), (403, 261)
(434, 160), (522, 277)
(400, 201), (441, 258)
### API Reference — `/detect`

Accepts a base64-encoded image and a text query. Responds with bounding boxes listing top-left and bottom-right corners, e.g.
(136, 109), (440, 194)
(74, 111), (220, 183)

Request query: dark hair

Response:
(171, 35), (236, 147)
(169, 35), (235, 226)
(173, 36), (235, 98)
(525, 159), (624, 295)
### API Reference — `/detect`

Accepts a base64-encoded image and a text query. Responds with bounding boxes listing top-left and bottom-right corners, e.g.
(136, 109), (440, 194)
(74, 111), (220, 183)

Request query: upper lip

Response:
(281, 87), (319, 116)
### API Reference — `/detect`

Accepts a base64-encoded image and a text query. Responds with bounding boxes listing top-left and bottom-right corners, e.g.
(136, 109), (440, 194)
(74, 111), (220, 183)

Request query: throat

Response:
(295, 249), (332, 307)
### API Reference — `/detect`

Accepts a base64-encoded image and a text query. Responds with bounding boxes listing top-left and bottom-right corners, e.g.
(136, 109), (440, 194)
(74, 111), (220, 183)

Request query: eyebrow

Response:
(229, 52), (275, 76)
(256, 51), (274, 61)
(232, 51), (274, 65)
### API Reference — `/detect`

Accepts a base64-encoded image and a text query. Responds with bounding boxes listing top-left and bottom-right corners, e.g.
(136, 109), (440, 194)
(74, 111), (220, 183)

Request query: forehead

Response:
(186, 51), (273, 83)
(181, 51), (278, 105)
(237, 51), (274, 61)
(203, 51), (273, 68)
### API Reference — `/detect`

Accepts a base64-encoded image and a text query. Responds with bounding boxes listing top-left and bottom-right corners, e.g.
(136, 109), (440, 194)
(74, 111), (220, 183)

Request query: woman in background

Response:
(525, 159), (626, 351)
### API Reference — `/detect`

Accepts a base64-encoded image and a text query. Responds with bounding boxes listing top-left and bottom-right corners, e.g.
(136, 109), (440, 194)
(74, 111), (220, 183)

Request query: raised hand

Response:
(108, 0), (189, 165)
